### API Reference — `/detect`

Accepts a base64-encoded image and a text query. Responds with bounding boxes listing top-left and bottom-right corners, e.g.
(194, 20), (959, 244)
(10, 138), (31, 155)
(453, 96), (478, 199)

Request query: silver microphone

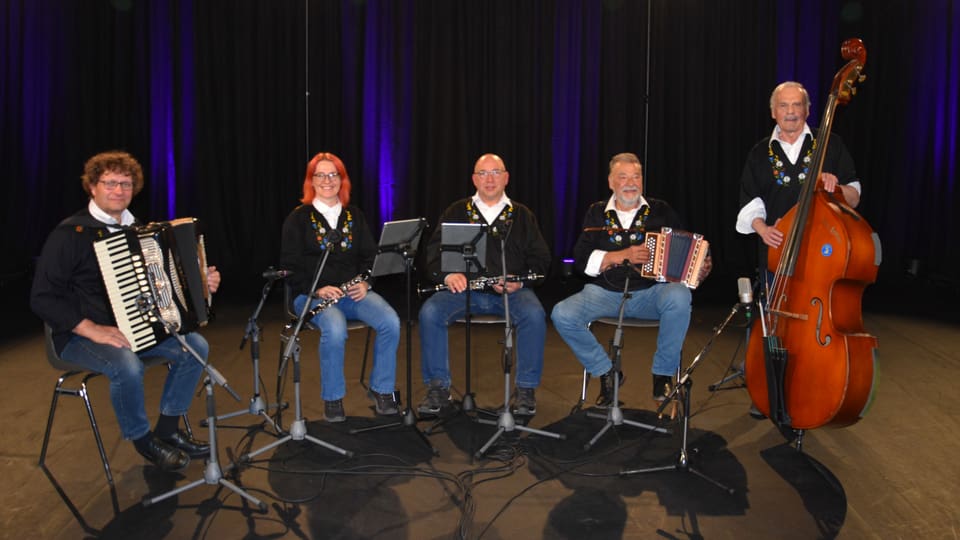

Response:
(737, 277), (753, 304)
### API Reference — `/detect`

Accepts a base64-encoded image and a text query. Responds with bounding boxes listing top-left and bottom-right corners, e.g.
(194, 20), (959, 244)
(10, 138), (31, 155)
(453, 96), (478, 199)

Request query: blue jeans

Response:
(418, 289), (546, 389)
(551, 282), (691, 377)
(60, 333), (208, 440)
(294, 291), (399, 401)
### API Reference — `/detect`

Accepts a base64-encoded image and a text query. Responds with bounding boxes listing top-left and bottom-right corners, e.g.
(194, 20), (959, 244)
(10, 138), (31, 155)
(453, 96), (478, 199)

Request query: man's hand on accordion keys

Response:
(602, 244), (651, 272)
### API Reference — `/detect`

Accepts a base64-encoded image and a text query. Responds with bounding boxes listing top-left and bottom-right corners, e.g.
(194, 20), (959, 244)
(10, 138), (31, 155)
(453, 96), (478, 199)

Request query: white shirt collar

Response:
(471, 192), (511, 225)
(312, 198), (342, 227)
(604, 195), (649, 227)
(770, 123), (813, 164)
(88, 199), (135, 232)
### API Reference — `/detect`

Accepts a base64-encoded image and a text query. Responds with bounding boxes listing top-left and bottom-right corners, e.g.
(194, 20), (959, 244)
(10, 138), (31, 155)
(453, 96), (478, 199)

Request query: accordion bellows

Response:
(640, 227), (709, 289)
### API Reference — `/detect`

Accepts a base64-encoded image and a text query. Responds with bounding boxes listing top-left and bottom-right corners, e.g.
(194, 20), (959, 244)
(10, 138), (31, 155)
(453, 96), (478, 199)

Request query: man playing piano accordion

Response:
(31, 151), (220, 472)
(551, 152), (712, 409)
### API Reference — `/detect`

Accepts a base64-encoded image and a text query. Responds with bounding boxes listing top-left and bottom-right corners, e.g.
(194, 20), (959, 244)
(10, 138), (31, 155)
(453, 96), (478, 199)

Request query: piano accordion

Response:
(93, 218), (212, 352)
(640, 227), (709, 289)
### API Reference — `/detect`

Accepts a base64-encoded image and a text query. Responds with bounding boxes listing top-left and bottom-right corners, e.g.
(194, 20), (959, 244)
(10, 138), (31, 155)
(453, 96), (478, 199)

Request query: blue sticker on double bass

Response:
(821, 244), (833, 257)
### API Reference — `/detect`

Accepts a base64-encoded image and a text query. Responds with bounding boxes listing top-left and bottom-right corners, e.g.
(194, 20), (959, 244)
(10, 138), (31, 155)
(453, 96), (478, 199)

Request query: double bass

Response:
(745, 38), (881, 430)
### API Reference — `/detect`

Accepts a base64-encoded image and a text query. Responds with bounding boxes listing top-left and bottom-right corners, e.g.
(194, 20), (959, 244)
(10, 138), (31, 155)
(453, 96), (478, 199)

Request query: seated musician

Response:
(551, 152), (712, 409)
(280, 152), (400, 423)
(30, 150), (219, 472)
(417, 153), (550, 416)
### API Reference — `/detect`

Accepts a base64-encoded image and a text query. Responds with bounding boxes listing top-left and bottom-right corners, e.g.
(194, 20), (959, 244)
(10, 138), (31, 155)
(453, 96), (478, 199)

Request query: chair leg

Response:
(357, 327), (373, 390)
(79, 373), (114, 486)
(39, 371), (114, 487)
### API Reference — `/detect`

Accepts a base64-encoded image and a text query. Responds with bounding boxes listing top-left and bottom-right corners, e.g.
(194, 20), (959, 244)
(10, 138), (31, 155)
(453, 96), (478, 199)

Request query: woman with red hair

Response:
(280, 152), (399, 422)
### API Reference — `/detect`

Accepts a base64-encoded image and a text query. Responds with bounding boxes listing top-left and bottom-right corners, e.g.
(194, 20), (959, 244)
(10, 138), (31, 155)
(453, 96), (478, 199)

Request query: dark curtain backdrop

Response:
(3, 0), (958, 307)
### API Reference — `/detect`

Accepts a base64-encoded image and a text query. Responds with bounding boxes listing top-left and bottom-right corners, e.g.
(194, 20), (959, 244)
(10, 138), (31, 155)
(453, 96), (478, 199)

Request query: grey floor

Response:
(1, 278), (958, 539)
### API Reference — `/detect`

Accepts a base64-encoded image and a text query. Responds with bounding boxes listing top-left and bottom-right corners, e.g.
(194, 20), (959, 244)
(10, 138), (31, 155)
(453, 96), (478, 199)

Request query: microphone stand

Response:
(238, 235), (354, 464)
(474, 236), (563, 458)
(584, 262), (668, 450)
(620, 291), (744, 494)
(143, 320), (267, 511)
(205, 275), (286, 430)
(349, 231), (436, 454)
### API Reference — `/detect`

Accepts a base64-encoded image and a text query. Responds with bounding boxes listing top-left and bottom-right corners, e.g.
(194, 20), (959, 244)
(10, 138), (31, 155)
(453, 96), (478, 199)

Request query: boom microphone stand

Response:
(205, 269), (287, 430)
(584, 262), (668, 451)
(708, 277), (756, 392)
(239, 231), (354, 463)
(474, 236), (563, 458)
(144, 325), (267, 510)
(620, 282), (750, 495)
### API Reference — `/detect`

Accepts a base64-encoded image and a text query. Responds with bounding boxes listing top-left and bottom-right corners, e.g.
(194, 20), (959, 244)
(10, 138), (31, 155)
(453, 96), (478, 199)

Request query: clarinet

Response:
(306, 272), (370, 318)
(417, 272), (544, 294)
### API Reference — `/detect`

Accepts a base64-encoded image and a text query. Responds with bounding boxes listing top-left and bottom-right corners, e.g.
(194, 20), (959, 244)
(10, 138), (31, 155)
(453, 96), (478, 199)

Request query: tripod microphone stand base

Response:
(143, 378), (268, 511)
(474, 409), (564, 459)
(203, 395), (287, 432)
(584, 405), (670, 451)
(619, 380), (735, 495)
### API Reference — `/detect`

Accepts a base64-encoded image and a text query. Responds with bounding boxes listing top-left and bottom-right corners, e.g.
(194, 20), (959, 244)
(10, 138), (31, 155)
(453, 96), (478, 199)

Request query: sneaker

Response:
(595, 369), (626, 408)
(324, 399), (346, 423)
(368, 390), (399, 416)
(513, 387), (537, 415)
(417, 380), (450, 415)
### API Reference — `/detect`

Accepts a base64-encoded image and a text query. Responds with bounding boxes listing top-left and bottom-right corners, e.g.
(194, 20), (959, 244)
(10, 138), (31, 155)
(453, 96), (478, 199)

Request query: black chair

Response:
(38, 324), (192, 487)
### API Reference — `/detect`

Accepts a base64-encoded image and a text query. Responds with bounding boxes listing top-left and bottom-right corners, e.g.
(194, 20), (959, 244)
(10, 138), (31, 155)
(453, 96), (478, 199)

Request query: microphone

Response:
(737, 277), (753, 304)
(325, 229), (343, 248)
(263, 267), (293, 280)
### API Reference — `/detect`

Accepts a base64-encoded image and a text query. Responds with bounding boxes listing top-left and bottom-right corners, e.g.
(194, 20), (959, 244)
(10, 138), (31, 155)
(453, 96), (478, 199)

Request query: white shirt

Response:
(471, 192), (511, 226)
(312, 198), (342, 229)
(88, 199), (135, 233)
(584, 195), (648, 277)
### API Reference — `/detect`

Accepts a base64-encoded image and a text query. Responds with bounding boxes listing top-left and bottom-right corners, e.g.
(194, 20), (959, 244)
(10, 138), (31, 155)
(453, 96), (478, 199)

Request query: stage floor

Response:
(2, 289), (957, 539)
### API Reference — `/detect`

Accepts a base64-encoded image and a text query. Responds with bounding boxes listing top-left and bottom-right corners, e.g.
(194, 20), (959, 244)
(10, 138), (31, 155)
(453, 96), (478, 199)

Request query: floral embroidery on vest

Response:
(466, 200), (514, 238)
(604, 205), (650, 246)
(769, 138), (816, 186)
(310, 209), (354, 251)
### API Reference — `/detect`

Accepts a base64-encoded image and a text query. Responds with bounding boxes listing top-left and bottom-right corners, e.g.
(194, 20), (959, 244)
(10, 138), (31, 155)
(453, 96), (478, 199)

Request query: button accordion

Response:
(640, 227), (709, 289)
(93, 218), (212, 352)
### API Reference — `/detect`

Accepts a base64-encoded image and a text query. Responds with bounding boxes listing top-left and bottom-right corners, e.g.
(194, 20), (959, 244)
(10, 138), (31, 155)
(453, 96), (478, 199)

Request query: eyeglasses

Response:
(313, 172), (341, 181)
(474, 169), (505, 178)
(99, 180), (134, 191)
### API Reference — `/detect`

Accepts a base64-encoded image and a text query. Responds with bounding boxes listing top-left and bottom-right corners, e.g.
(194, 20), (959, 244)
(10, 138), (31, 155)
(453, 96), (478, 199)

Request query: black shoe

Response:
(368, 390), (399, 416)
(596, 369), (626, 408)
(748, 404), (767, 419)
(159, 430), (210, 458)
(513, 387), (537, 415)
(417, 380), (451, 415)
(324, 399), (346, 423)
(136, 435), (190, 472)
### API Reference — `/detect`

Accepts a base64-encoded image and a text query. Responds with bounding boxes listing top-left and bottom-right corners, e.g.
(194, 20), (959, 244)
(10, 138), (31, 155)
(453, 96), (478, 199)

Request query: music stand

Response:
(439, 222), (486, 413)
(349, 218), (435, 453)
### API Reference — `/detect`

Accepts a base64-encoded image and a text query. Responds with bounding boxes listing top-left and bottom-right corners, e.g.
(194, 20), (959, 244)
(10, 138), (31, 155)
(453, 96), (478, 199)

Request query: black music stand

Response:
(349, 218), (436, 454)
(437, 222), (487, 414)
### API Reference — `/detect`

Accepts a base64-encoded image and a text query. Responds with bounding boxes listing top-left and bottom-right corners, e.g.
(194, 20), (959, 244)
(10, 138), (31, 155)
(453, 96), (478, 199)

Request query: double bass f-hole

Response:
(811, 297), (832, 347)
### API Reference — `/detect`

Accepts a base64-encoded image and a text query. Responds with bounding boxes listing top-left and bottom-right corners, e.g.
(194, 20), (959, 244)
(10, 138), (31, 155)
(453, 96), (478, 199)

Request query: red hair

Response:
(300, 152), (352, 206)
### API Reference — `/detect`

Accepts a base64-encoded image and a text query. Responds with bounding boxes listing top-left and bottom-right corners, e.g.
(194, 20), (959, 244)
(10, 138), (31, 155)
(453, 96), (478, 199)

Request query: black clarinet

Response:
(417, 272), (543, 294)
(306, 272), (370, 318)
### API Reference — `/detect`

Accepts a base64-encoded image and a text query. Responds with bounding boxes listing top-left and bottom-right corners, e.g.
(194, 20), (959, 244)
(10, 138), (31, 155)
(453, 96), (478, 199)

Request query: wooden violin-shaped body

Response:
(745, 38), (881, 430)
